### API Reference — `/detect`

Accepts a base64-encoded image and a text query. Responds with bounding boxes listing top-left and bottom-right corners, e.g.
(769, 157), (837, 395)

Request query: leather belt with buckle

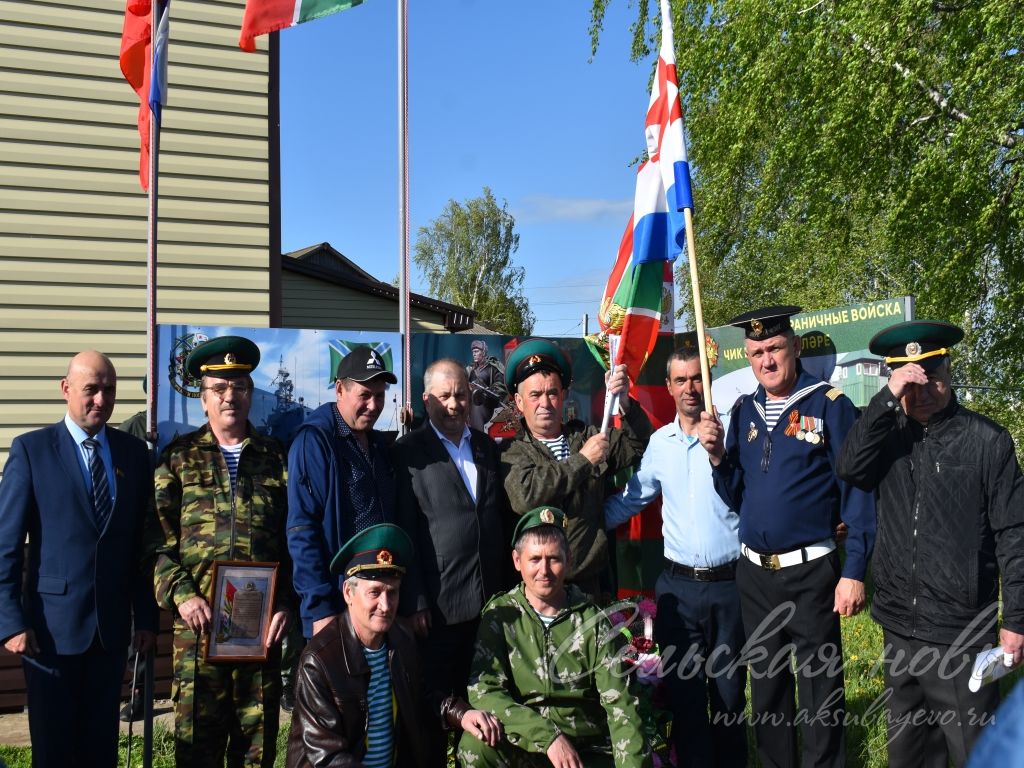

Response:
(741, 540), (836, 571)
(664, 558), (738, 582)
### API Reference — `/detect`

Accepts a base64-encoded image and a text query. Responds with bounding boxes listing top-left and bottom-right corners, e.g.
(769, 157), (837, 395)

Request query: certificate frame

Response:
(204, 560), (278, 663)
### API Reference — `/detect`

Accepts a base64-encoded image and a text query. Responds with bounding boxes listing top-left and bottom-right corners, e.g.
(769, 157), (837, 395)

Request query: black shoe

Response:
(120, 691), (144, 723)
(281, 685), (295, 713)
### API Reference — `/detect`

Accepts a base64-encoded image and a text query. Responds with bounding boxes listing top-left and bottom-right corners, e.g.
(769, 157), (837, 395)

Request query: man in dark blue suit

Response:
(0, 350), (157, 768)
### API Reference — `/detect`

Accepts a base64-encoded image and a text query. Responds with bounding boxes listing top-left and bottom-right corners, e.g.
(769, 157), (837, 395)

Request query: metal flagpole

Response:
(143, 4), (162, 764)
(397, 0), (411, 432)
(145, 0), (161, 444)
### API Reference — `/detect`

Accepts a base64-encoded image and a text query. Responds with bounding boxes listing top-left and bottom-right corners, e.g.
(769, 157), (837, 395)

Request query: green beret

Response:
(185, 335), (261, 380)
(869, 320), (963, 371)
(505, 338), (572, 391)
(330, 524), (413, 579)
(728, 305), (802, 341)
(512, 506), (568, 547)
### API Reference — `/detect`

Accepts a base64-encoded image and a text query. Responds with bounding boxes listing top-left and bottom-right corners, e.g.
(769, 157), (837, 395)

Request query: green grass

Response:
(1, 616), (1018, 767)
(0, 721), (291, 768)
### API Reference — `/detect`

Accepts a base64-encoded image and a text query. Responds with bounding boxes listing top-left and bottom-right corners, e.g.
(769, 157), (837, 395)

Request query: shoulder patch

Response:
(825, 387), (843, 401)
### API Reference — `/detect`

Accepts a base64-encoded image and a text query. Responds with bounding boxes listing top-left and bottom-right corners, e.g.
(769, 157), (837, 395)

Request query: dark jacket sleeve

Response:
(288, 653), (362, 768)
(826, 393), (876, 581)
(391, 436), (429, 616)
(0, 437), (31, 643)
(988, 429), (1024, 634)
(835, 386), (903, 492)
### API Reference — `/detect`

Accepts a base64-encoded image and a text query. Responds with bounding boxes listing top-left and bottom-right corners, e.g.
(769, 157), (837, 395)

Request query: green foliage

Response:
(592, 0), (1024, 441)
(414, 187), (535, 336)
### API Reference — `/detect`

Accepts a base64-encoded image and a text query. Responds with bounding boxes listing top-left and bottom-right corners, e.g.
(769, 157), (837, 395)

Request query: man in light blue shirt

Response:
(605, 339), (746, 768)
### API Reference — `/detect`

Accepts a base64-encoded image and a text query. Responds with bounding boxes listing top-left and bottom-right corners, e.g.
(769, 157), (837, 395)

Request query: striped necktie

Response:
(83, 438), (112, 529)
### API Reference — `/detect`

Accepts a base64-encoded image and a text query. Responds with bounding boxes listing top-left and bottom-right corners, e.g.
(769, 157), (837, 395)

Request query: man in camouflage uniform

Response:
(460, 507), (651, 768)
(152, 336), (291, 768)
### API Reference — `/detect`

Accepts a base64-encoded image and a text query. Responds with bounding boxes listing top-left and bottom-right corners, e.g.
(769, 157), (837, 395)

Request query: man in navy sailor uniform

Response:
(699, 306), (875, 768)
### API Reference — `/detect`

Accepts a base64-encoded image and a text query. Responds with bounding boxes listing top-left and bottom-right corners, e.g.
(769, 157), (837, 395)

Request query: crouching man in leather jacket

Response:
(286, 523), (502, 768)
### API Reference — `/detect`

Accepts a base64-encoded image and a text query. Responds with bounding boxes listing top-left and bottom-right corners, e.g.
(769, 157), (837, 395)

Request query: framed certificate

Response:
(205, 560), (279, 662)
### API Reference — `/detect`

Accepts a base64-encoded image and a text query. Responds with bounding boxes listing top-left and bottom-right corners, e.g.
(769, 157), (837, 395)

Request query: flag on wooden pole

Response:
(240, 0), (365, 51)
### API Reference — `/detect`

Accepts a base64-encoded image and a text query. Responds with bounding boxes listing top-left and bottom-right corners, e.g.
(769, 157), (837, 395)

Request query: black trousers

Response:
(24, 636), (126, 768)
(420, 617), (480, 768)
(654, 568), (747, 768)
(736, 551), (846, 768)
(882, 629), (999, 768)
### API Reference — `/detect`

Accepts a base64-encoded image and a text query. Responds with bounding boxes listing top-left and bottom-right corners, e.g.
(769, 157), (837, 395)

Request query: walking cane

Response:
(126, 649), (141, 767)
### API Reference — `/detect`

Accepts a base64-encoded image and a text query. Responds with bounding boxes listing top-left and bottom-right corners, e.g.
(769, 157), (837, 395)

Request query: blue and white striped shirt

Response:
(362, 643), (393, 767)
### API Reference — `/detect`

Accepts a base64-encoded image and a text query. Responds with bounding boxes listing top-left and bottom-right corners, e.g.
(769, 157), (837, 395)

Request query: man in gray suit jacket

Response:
(392, 357), (510, 766)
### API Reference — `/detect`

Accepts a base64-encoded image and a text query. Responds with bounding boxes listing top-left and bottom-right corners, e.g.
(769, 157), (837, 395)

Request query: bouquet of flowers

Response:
(606, 598), (676, 766)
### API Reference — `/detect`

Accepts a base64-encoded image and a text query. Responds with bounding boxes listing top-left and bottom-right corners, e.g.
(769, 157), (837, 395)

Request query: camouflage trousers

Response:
(458, 735), (616, 768)
(171, 624), (282, 768)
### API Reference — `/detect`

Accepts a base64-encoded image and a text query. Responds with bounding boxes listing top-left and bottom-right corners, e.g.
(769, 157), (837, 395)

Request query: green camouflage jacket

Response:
(467, 584), (651, 767)
(151, 423), (291, 612)
(500, 404), (652, 587)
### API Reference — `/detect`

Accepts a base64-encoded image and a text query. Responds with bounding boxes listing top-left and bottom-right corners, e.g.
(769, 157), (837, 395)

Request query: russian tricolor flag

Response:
(632, 0), (692, 264)
(119, 0), (170, 191)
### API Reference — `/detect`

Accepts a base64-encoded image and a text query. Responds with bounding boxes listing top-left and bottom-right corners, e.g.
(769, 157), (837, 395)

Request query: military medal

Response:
(800, 416), (822, 444)
(747, 422), (758, 442)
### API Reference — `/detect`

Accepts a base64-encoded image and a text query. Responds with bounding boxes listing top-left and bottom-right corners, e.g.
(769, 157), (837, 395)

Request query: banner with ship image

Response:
(155, 325), (404, 451)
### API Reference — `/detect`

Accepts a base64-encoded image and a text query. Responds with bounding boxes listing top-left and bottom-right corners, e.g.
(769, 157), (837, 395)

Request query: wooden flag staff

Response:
(682, 206), (713, 413)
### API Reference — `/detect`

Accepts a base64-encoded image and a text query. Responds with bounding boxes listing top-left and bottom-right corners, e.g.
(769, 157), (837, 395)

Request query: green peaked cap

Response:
(330, 523), (414, 579)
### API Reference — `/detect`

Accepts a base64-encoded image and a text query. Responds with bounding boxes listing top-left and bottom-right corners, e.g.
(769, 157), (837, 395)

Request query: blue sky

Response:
(278, 1), (665, 337)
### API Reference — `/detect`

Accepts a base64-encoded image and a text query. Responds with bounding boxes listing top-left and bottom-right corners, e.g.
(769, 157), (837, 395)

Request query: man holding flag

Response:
(500, 340), (651, 601)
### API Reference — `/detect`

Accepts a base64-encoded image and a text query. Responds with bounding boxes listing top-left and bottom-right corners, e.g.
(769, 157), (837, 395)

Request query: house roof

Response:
(282, 242), (476, 332)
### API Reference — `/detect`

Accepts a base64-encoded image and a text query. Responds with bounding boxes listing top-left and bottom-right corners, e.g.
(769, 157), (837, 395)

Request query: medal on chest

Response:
(795, 415), (823, 445)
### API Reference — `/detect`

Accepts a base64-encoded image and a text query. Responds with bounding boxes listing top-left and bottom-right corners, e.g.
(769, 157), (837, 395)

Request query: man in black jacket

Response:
(393, 358), (508, 766)
(837, 320), (1024, 768)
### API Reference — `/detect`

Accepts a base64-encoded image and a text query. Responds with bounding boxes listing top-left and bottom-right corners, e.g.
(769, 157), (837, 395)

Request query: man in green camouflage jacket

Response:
(151, 336), (291, 768)
(459, 507), (651, 768)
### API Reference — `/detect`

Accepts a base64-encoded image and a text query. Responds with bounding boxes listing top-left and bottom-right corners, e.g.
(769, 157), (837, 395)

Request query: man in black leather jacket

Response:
(837, 320), (1024, 768)
(286, 524), (501, 768)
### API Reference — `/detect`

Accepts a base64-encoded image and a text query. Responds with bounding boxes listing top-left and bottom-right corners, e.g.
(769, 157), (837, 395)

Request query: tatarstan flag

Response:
(240, 0), (365, 52)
